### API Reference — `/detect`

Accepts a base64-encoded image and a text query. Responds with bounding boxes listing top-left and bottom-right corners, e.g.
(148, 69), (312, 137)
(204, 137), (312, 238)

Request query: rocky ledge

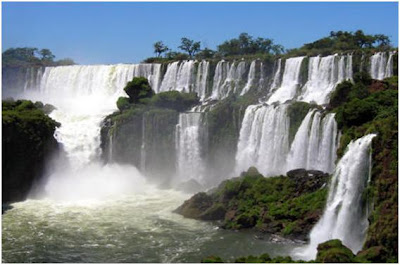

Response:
(175, 167), (329, 241)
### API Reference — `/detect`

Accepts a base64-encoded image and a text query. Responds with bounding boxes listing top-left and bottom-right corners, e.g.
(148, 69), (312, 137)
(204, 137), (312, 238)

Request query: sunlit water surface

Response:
(2, 189), (301, 263)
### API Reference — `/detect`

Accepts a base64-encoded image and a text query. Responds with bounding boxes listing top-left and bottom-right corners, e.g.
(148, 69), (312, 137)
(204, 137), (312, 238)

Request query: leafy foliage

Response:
(153, 41), (169, 57)
(217, 32), (284, 57)
(2, 47), (75, 67)
(287, 30), (392, 57)
(178, 37), (201, 58)
(123, 77), (155, 103)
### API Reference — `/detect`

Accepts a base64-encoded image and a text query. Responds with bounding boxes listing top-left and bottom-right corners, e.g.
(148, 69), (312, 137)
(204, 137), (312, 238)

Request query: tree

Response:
(195, 48), (216, 59)
(153, 41), (169, 57)
(178, 37), (201, 58)
(374, 34), (391, 47)
(39, 49), (55, 62)
(2, 47), (40, 67)
(217, 33), (282, 56)
(124, 77), (155, 103)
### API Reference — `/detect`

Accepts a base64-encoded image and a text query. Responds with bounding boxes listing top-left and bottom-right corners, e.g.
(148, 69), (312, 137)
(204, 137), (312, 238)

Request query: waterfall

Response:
(299, 54), (353, 105)
(36, 64), (161, 169)
(109, 133), (113, 162)
(270, 58), (282, 90)
(195, 61), (209, 101)
(286, 110), (338, 173)
(297, 134), (376, 260)
(175, 112), (205, 183)
(210, 60), (247, 100)
(267, 57), (305, 104)
(370, 51), (395, 80)
(158, 61), (195, 93)
(235, 104), (290, 176)
(140, 114), (147, 172)
(240, 60), (256, 96)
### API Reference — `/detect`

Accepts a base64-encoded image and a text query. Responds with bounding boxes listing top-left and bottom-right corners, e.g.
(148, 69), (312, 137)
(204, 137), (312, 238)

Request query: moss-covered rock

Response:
(316, 239), (355, 263)
(175, 167), (329, 239)
(2, 99), (59, 203)
(355, 246), (388, 263)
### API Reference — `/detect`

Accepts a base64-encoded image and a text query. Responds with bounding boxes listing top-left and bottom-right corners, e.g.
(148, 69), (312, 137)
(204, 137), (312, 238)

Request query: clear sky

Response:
(2, 2), (398, 65)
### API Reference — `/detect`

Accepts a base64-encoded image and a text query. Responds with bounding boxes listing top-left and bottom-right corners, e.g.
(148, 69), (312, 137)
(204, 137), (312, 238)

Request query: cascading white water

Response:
(299, 54), (353, 105)
(296, 134), (376, 260)
(38, 64), (160, 169)
(237, 105), (338, 177)
(370, 51), (395, 80)
(210, 60), (247, 100)
(175, 112), (205, 183)
(270, 59), (282, 90)
(286, 110), (338, 173)
(158, 61), (195, 93)
(240, 60), (256, 96)
(195, 61), (209, 101)
(15, 64), (161, 199)
(267, 57), (305, 104)
(235, 104), (290, 176)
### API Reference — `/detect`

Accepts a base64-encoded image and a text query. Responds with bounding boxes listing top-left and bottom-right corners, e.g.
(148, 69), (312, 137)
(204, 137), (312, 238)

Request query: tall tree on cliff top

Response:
(153, 41), (169, 58)
(178, 38), (201, 58)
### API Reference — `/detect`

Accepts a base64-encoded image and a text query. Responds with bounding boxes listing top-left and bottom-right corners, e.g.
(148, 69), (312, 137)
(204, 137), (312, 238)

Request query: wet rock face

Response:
(286, 168), (329, 195)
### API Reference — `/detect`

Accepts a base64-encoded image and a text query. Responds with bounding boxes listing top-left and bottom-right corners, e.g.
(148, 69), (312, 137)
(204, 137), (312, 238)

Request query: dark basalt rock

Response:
(287, 168), (329, 195)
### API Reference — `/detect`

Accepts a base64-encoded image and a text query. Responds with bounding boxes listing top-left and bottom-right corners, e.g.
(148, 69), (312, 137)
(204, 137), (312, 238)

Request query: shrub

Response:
(124, 77), (154, 103)
(116, 97), (130, 111)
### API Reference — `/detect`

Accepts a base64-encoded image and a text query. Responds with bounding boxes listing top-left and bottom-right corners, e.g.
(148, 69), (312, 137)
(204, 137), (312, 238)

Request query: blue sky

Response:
(2, 2), (398, 64)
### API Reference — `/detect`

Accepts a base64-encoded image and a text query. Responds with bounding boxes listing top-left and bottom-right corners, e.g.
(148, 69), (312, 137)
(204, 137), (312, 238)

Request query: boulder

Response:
(316, 239), (355, 263)
(174, 192), (214, 219)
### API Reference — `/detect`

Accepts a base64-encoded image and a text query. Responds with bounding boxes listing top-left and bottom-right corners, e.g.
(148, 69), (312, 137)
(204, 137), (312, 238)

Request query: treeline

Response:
(145, 30), (394, 63)
(287, 30), (393, 57)
(2, 47), (75, 68)
(144, 33), (284, 63)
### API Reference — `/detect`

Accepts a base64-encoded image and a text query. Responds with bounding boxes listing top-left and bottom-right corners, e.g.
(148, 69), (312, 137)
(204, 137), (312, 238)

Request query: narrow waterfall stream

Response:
(294, 134), (376, 260)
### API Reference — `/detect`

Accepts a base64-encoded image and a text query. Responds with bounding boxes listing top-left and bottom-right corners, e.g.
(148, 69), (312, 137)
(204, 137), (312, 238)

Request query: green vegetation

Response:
(316, 239), (355, 263)
(178, 37), (201, 58)
(175, 167), (329, 240)
(217, 32), (284, 57)
(153, 41), (169, 58)
(143, 30), (395, 63)
(2, 47), (75, 67)
(123, 77), (155, 103)
(2, 99), (59, 203)
(287, 30), (393, 57)
(287, 101), (317, 144)
(115, 77), (200, 112)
